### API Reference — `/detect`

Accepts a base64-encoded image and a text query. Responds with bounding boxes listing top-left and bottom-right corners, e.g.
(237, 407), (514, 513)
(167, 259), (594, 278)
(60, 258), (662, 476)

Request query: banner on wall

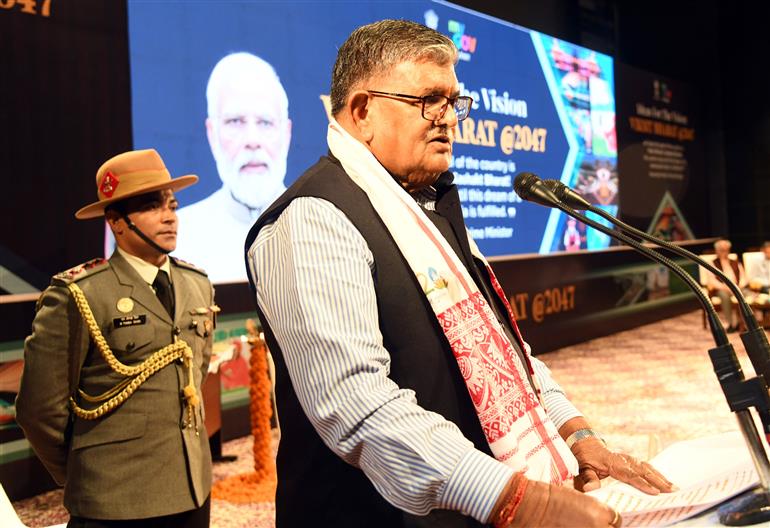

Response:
(616, 63), (704, 235)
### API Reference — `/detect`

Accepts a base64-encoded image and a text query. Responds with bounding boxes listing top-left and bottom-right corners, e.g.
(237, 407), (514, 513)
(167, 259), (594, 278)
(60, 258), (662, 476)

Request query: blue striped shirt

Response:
(246, 196), (581, 523)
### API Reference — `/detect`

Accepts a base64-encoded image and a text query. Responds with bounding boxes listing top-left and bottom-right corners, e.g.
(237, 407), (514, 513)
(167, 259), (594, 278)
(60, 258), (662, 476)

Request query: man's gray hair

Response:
(206, 52), (289, 120)
(714, 239), (732, 251)
(330, 19), (458, 116)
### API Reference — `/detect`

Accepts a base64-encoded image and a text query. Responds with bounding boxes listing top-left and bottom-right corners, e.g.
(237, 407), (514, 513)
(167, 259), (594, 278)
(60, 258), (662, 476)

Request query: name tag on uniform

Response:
(113, 314), (147, 328)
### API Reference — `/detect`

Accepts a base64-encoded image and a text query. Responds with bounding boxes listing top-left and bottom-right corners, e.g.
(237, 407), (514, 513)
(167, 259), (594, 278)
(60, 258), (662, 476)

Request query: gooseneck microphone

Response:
(541, 178), (770, 386)
(514, 171), (770, 525)
(541, 177), (757, 323)
(513, 172), (727, 342)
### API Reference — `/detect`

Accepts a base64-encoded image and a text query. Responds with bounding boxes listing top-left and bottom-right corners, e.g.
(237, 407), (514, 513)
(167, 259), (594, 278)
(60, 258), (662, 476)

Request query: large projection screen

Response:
(127, 0), (618, 284)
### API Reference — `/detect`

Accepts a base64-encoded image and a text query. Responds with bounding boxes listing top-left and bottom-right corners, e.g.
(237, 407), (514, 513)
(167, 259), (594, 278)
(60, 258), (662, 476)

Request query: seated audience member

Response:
(707, 239), (748, 332)
(748, 241), (770, 293)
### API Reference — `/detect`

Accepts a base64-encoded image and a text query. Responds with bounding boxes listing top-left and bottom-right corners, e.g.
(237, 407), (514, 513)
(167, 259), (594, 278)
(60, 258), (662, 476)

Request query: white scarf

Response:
(327, 119), (578, 484)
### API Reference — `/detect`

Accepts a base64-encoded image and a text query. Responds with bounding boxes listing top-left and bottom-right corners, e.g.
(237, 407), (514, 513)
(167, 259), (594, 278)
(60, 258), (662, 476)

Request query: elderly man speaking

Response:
(246, 19), (672, 528)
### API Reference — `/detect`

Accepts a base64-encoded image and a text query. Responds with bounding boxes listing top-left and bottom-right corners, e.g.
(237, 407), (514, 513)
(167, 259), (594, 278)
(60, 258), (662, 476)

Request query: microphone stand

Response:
(545, 188), (770, 524)
(516, 176), (770, 525)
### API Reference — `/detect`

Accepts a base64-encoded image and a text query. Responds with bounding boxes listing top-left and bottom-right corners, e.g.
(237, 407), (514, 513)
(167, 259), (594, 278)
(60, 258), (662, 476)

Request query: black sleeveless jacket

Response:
(245, 156), (524, 527)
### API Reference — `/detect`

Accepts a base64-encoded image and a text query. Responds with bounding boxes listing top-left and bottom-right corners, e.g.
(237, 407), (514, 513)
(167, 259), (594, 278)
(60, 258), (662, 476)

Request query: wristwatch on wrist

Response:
(565, 428), (605, 448)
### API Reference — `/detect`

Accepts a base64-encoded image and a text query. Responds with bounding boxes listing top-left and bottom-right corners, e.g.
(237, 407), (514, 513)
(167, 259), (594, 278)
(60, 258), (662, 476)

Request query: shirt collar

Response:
(410, 186), (438, 211)
(117, 246), (171, 285)
(409, 171), (454, 212)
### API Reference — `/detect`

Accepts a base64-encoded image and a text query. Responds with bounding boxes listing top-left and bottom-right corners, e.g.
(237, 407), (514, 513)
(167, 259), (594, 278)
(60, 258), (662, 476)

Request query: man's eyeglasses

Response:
(367, 90), (473, 122)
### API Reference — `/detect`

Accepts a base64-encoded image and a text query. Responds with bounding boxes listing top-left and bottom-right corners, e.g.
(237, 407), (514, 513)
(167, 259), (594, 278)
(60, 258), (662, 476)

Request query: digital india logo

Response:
(424, 9), (478, 62)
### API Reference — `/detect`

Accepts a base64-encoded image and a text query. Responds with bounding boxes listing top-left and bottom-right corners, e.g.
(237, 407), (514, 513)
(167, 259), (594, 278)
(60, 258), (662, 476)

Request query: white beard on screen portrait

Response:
(215, 149), (287, 210)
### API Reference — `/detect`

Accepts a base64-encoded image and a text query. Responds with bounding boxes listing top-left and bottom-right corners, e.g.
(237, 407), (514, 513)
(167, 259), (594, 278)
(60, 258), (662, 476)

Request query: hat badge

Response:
(100, 171), (119, 198)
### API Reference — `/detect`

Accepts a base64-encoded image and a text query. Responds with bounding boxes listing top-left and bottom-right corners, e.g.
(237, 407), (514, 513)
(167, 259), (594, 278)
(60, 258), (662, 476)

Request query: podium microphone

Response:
(514, 171), (770, 525)
(541, 178), (770, 386)
(513, 172), (726, 341)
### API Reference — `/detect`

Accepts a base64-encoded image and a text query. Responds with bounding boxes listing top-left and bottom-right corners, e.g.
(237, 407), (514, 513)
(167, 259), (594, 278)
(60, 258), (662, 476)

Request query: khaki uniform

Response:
(16, 251), (214, 520)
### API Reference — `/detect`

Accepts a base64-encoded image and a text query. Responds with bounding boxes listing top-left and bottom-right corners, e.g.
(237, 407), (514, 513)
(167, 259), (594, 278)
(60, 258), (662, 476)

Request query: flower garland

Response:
(211, 319), (277, 503)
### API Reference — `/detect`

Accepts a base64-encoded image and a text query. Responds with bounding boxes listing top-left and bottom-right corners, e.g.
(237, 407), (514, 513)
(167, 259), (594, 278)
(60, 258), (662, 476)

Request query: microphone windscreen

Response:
(514, 172), (559, 207)
(513, 172), (541, 201)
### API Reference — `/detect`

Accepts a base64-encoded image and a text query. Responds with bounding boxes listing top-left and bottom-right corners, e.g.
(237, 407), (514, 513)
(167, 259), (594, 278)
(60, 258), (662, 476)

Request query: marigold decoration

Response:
(211, 319), (277, 503)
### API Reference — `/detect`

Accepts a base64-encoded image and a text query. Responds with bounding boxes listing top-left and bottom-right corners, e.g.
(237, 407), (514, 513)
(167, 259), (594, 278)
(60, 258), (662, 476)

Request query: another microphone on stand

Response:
(514, 171), (770, 525)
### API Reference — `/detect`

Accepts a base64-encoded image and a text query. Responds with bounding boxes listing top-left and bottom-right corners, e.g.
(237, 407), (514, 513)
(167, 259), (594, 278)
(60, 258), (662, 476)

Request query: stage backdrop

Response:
(0, 0), (715, 501)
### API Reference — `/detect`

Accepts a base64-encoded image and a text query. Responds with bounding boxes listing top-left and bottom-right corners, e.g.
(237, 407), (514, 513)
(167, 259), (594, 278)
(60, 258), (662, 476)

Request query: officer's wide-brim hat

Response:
(75, 149), (198, 219)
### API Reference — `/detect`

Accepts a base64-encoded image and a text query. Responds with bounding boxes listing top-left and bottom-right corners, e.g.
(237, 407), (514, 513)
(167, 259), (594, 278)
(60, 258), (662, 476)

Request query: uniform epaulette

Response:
(171, 257), (209, 277)
(53, 258), (109, 284)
